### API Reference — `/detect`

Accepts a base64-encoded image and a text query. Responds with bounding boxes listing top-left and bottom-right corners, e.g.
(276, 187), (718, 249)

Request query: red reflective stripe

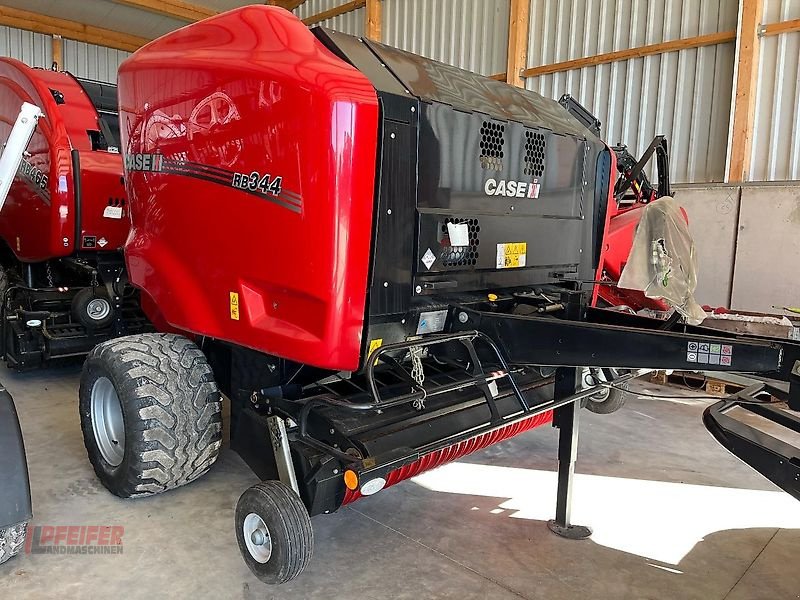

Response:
(342, 410), (553, 506)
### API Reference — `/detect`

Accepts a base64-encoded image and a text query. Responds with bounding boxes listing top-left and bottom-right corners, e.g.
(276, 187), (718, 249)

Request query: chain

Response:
(46, 261), (54, 287)
(91, 270), (98, 288)
(409, 345), (427, 411)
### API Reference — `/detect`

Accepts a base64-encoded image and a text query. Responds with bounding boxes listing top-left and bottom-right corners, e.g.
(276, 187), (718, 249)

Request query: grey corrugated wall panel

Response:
(750, 0), (800, 181)
(526, 0), (738, 184)
(297, 0), (365, 37)
(0, 26), (52, 68)
(62, 39), (130, 84)
(2, 0), (188, 40)
(382, 0), (509, 76)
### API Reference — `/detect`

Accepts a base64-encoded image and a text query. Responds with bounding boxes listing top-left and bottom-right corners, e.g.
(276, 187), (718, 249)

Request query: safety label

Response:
(368, 338), (383, 355)
(496, 242), (527, 269)
(687, 341), (732, 365)
(416, 309), (448, 335)
(421, 248), (436, 270)
(103, 206), (123, 219)
(446, 222), (470, 247)
(229, 292), (240, 321)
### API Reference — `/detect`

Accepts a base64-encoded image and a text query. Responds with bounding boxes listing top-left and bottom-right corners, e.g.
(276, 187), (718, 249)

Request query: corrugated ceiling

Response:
(526, 0), (738, 184)
(0, 0), (265, 40)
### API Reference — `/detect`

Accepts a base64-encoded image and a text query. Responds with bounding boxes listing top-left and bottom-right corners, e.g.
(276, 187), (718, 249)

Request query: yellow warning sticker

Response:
(229, 292), (240, 321)
(496, 242), (527, 269)
(368, 338), (383, 356)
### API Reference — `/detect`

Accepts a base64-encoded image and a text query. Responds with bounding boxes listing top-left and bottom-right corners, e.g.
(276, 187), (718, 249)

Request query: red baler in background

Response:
(0, 58), (146, 369)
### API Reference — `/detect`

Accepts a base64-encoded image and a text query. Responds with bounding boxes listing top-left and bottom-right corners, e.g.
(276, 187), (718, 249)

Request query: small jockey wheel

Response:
(235, 481), (313, 585)
(71, 287), (114, 330)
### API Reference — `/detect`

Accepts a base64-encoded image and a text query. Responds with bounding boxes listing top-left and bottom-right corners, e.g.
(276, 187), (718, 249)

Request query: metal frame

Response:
(704, 380), (800, 501)
(266, 415), (300, 495)
(452, 304), (786, 374)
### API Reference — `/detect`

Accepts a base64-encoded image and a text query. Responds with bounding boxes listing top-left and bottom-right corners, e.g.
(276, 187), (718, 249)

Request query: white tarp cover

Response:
(618, 197), (706, 324)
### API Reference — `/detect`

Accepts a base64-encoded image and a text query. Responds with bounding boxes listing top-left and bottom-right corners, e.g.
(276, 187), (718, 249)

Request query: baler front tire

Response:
(0, 265), (9, 304)
(235, 481), (313, 585)
(79, 333), (223, 498)
(0, 521), (27, 565)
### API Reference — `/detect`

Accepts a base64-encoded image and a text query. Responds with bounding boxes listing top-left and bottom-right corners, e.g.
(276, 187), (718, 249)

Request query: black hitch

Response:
(704, 381), (800, 501)
(450, 305), (785, 373)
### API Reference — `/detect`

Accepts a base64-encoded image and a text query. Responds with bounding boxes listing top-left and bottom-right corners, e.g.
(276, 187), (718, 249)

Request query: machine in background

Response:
(0, 59), (147, 370)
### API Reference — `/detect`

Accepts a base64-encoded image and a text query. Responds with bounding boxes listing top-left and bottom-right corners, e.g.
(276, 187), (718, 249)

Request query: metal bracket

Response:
(266, 415), (299, 494)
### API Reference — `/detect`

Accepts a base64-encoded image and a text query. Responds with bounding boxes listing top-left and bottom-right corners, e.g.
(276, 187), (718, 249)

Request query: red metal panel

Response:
(77, 151), (128, 251)
(0, 58), (129, 261)
(119, 6), (379, 371)
(342, 410), (554, 506)
(0, 58), (74, 261)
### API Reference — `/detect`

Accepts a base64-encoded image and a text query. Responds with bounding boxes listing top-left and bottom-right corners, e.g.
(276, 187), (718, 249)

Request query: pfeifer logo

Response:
(25, 525), (124, 555)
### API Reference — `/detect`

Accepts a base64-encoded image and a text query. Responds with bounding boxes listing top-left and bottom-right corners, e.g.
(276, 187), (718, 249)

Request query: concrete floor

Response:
(2, 363), (800, 600)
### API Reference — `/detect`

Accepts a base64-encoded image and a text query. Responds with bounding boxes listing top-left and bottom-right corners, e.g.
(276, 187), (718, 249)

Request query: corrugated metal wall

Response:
(0, 2), (797, 182)
(382, 0), (508, 76)
(0, 26), (52, 68)
(750, 0), (800, 181)
(296, 0), (508, 76)
(296, 0), (365, 37)
(525, 0), (738, 184)
(0, 26), (127, 84)
(62, 39), (130, 83)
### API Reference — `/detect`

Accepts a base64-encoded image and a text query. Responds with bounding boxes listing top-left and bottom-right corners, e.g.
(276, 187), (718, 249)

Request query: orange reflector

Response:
(343, 470), (359, 491)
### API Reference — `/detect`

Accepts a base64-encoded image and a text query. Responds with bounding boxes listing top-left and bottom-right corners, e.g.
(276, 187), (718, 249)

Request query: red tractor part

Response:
(0, 58), (147, 369)
(557, 96), (674, 313)
(76, 6), (800, 586)
(596, 202), (670, 312)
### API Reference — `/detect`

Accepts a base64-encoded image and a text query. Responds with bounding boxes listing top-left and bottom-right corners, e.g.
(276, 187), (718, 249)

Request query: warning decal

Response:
(368, 338), (383, 355)
(496, 242), (527, 269)
(687, 341), (732, 365)
(229, 292), (240, 321)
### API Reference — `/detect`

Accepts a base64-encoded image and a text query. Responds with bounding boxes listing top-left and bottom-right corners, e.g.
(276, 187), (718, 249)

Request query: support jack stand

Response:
(547, 367), (592, 540)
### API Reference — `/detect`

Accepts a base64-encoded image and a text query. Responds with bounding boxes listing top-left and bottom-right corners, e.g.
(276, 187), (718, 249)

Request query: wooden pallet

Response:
(649, 370), (746, 397)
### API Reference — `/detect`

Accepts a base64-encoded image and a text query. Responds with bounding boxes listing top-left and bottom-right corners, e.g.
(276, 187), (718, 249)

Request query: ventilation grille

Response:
(480, 121), (504, 171)
(524, 131), (546, 177)
(440, 218), (480, 267)
(108, 197), (126, 207)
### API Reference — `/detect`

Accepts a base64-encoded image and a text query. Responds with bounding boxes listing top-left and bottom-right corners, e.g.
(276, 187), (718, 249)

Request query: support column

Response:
(506, 0), (531, 87)
(51, 34), (62, 71)
(727, 0), (764, 182)
(365, 0), (381, 42)
(547, 367), (592, 540)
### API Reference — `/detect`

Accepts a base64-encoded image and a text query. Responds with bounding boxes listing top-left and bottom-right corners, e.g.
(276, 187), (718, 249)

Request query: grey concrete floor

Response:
(2, 363), (800, 600)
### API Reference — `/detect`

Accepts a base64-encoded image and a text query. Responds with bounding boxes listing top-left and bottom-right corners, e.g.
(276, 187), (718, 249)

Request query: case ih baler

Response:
(76, 6), (800, 585)
(0, 59), (146, 369)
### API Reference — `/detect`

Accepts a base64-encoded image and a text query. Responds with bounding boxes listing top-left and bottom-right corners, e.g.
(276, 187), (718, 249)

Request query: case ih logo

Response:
(18, 158), (48, 190)
(125, 153), (164, 172)
(484, 178), (540, 199)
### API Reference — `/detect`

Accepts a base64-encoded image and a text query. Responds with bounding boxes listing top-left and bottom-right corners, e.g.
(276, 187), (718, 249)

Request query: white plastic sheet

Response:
(618, 197), (706, 324)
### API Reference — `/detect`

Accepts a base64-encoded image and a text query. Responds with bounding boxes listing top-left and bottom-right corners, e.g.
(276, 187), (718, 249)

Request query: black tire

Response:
(235, 481), (313, 585)
(581, 367), (628, 414)
(71, 287), (115, 330)
(0, 521), (27, 565)
(0, 264), (9, 304)
(79, 333), (223, 498)
(585, 381), (628, 414)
